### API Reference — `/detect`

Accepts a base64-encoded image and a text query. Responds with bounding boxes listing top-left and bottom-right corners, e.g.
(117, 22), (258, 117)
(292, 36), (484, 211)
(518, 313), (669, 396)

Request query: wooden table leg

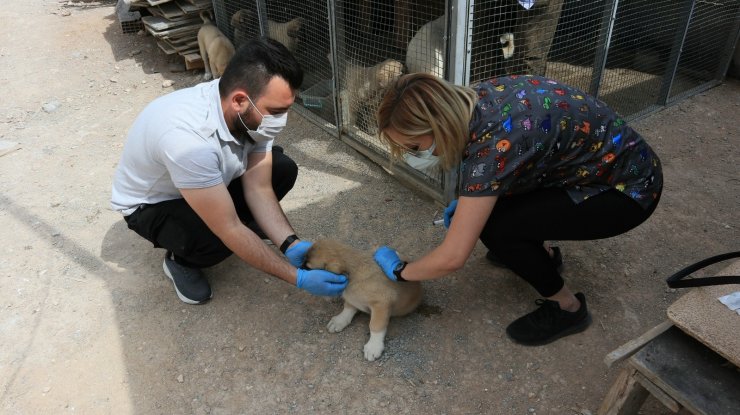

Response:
(598, 367), (650, 415)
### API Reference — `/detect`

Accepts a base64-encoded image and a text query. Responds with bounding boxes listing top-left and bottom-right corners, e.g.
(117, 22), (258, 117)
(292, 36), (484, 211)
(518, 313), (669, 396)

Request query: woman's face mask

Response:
(403, 141), (440, 172)
(237, 95), (288, 142)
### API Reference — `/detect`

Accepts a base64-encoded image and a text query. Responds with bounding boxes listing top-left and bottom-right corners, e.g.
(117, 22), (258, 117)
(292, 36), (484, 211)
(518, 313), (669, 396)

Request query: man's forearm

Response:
(220, 223), (297, 284)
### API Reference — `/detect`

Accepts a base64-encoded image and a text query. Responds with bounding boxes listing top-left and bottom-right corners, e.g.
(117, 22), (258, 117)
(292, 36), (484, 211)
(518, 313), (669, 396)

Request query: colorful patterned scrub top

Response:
(462, 75), (662, 210)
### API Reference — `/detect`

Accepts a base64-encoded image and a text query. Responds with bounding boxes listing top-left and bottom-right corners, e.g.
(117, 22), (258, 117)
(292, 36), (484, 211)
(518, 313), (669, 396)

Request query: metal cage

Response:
(211, 0), (740, 204)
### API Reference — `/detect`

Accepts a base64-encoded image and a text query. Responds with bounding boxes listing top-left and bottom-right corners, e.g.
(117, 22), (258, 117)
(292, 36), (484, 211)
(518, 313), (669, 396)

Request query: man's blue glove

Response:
(295, 268), (348, 296)
(285, 240), (312, 267)
(443, 199), (458, 229)
(373, 246), (403, 281)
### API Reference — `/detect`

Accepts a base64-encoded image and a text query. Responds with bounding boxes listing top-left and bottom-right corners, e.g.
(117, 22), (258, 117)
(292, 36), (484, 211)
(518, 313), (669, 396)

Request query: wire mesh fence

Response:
(210, 0), (740, 203)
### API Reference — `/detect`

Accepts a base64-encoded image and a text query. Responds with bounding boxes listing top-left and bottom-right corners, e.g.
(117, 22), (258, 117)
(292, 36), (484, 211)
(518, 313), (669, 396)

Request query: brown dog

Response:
(340, 59), (403, 130)
(230, 9), (303, 52)
(198, 11), (235, 80)
(304, 239), (422, 361)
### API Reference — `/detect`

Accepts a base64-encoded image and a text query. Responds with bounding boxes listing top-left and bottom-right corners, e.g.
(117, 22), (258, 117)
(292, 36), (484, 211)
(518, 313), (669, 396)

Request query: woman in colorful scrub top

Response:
(372, 73), (662, 346)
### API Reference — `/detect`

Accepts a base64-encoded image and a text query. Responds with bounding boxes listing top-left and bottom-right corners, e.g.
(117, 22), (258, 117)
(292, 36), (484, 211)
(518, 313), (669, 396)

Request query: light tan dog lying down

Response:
(305, 239), (422, 361)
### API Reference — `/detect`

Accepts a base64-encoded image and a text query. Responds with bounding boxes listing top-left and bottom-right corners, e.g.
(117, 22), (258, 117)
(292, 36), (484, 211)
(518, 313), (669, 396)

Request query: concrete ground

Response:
(1, 1), (738, 414)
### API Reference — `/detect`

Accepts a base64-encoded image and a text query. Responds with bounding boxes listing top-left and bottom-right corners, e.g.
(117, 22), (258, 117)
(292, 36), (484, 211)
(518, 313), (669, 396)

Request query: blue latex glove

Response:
(443, 199), (458, 229)
(285, 240), (312, 267)
(373, 246), (403, 281)
(295, 268), (348, 296)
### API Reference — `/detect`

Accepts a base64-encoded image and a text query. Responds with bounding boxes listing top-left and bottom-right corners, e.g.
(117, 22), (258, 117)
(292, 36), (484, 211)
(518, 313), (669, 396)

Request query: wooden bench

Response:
(600, 259), (740, 414)
(599, 325), (740, 414)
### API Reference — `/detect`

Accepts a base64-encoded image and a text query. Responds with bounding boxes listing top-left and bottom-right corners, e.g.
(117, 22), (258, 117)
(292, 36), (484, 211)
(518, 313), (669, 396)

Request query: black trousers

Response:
(479, 188), (660, 297)
(124, 147), (298, 269)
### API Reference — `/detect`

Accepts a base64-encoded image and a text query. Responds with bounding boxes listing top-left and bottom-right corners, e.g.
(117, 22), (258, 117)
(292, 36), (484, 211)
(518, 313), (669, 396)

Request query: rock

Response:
(162, 80), (174, 88)
(110, 77), (118, 83)
(0, 140), (20, 156)
(177, 374), (184, 383)
(42, 101), (60, 113)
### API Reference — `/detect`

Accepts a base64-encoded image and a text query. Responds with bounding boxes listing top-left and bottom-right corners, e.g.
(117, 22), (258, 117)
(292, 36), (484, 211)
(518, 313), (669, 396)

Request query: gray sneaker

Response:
(162, 251), (212, 304)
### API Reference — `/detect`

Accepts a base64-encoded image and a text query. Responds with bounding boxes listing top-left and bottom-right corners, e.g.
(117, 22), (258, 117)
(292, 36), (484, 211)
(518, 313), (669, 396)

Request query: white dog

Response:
(406, 15), (515, 78)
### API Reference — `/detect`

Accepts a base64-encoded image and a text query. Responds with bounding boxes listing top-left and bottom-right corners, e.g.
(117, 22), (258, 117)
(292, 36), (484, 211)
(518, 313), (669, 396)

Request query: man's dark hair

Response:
(219, 37), (303, 98)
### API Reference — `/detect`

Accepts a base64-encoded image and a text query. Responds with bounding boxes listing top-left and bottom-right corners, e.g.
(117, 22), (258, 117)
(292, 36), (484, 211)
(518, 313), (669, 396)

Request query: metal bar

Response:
(326, 0), (343, 138)
(211, 0), (226, 34)
(589, 0), (619, 98)
(448, 0), (473, 86)
(256, 0), (268, 37)
(442, 0), (473, 203)
(714, 6), (740, 81)
(657, 0), (696, 106)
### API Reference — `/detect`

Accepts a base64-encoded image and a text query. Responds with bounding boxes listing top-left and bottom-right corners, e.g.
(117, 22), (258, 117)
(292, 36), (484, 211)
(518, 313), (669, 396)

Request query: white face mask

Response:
(238, 95), (288, 142)
(403, 141), (440, 172)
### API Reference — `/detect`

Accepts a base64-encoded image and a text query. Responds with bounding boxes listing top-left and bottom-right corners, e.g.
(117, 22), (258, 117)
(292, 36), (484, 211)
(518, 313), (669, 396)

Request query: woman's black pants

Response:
(479, 188), (660, 297)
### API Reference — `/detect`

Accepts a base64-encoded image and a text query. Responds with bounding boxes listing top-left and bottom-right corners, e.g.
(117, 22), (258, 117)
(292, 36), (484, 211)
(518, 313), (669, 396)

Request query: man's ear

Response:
(230, 90), (249, 113)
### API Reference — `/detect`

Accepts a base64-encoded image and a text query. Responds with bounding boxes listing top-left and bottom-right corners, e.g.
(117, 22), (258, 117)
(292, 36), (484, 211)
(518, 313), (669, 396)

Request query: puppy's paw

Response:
(327, 314), (352, 333)
(363, 338), (384, 362)
(202, 72), (213, 81)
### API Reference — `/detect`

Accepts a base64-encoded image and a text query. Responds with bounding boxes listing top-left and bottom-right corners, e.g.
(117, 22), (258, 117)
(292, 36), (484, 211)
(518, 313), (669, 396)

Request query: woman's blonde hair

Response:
(376, 73), (477, 171)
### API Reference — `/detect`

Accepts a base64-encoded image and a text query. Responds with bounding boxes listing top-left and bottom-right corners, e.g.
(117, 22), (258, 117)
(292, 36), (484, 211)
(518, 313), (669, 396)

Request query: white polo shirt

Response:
(110, 79), (272, 215)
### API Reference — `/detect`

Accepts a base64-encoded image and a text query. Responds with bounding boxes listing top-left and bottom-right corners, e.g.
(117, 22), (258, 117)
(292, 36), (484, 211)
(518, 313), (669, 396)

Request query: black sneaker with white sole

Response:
(506, 292), (591, 346)
(162, 251), (212, 304)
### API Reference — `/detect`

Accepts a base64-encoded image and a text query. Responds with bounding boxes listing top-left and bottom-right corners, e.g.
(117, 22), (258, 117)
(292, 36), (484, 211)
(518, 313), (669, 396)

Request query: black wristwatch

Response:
(393, 261), (408, 282)
(280, 234), (299, 254)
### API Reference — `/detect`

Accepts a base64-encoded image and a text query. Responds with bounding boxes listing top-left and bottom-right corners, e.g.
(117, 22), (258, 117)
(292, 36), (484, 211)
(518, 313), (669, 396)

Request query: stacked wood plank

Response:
(129, 0), (213, 69)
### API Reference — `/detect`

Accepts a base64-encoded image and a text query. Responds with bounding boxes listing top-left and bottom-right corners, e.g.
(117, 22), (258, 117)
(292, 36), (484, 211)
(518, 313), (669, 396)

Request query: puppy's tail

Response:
(200, 10), (213, 24)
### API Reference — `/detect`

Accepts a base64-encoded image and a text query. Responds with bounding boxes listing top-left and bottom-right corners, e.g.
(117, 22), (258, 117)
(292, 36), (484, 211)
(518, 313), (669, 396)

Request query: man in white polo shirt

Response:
(111, 38), (347, 304)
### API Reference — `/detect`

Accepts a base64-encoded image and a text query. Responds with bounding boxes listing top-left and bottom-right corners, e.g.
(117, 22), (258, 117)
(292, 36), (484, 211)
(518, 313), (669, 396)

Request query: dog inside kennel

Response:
(206, 0), (739, 202)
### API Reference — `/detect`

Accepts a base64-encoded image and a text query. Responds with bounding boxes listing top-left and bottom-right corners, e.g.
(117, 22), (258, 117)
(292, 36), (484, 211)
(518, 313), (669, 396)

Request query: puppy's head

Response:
(376, 59), (404, 89)
(286, 17), (304, 39)
(304, 239), (347, 276)
(231, 9), (251, 29)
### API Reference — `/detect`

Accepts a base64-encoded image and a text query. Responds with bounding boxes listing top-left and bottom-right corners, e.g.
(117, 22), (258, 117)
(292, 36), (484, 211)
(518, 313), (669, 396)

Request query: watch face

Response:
(393, 261), (408, 281)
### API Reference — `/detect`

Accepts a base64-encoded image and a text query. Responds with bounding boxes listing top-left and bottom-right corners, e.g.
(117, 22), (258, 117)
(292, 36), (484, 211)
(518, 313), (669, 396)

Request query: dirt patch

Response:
(1, 1), (738, 414)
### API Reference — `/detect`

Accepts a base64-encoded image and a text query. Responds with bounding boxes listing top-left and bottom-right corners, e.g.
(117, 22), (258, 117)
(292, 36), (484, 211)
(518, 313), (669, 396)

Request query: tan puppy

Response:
(198, 11), (235, 81)
(305, 239), (422, 361)
(230, 9), (303, 52)
(340, 59), (404, 129)
(267, 17), (303, 53)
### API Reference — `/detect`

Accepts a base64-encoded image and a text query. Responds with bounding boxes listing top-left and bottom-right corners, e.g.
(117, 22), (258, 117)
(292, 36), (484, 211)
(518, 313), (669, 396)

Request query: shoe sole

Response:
(162, 260), (212, 305)
(508, 313), (593, 347)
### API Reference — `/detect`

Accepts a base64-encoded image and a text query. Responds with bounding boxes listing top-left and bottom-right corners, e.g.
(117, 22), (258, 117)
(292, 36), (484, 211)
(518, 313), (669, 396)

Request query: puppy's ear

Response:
(287, 17), (304, 38)
(324, 257), (345, 276)
(230, 10), (241, 27)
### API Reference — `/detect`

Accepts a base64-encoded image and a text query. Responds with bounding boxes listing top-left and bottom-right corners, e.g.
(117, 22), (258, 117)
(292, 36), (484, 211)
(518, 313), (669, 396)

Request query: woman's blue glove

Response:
(296, 268), (348, 296)
(373, 246), (403, 281)
(443, 199), (458, 229)
(285, 240), (313, 267)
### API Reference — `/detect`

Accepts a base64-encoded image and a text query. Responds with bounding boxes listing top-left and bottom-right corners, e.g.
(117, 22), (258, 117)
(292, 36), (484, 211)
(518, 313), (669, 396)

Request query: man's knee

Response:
(272, 150), (298, 198)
